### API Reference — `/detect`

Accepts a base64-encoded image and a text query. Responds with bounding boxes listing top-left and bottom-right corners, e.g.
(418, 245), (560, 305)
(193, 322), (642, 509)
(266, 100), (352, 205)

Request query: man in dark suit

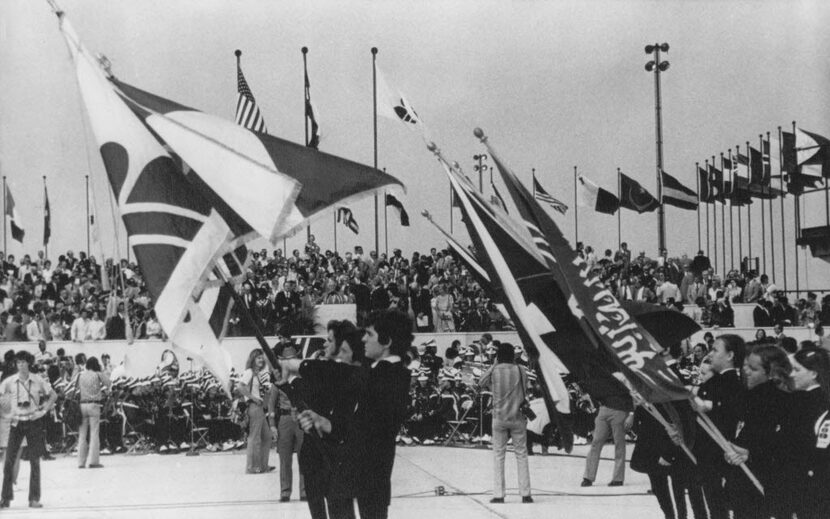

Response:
(274, 280), (301, 322)
(298, 309), (412, 519)
(753, 299), (773, 327)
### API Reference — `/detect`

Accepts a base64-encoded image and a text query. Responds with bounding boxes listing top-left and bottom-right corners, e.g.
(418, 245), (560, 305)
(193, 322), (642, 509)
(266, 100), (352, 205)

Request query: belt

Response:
(80, 399), (102, 404)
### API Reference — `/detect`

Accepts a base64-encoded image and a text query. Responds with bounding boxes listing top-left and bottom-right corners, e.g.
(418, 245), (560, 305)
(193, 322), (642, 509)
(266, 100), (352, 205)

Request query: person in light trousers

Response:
(478, 342), (532, 504)
(77, 356), (110, 469)
(581, 375), (634, 487)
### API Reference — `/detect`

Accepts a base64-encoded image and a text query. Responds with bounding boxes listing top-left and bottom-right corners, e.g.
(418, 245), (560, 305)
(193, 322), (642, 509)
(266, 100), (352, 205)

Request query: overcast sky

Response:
(1, 0), (828, 290)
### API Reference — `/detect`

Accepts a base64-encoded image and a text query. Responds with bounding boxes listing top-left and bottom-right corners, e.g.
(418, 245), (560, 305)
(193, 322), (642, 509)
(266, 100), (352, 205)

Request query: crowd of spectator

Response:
(0, 238), (825, 346)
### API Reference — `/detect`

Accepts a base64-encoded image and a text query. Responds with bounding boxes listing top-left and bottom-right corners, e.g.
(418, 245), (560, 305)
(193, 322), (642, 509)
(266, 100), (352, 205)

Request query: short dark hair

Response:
(327, 319), (358, 356)
(343, 328), (367, 365)
(496, 342), (515, 364)
(14, 350), (34, 367)
(85, 356), (101, 372)
(365, 309), (413, 359)
(718, 334), (746, 369)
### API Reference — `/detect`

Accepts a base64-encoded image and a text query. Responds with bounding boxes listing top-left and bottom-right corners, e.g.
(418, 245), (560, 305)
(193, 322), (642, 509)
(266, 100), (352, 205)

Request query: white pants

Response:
(492, 419), (531, 499)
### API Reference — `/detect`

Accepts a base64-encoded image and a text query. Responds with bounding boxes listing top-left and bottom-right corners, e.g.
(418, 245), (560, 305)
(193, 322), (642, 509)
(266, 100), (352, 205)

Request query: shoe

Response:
(101, 448), (112, 455)
(280, 496), (290, 502)
(29, 501), (43, 508)
(267, 466), (276, 472)
(78, 465), (86, 469)
(234, 440), (245, 450)
(180, 442), (190, 450)
(222, 441), (234, 451)
(159, 445), (169, 453)
(0, 499), (9, 508)
(522, 496), (534, 503)
(580, 478), (593, 487)
(89, 464), (104, 469)
(489, 497), (504, 504)
(608, 481), (623, 487)
(42, 454), (55, 461)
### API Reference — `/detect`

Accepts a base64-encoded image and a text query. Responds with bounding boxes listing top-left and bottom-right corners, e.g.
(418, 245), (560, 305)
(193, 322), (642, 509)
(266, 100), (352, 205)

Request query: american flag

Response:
(337, 207), (359, 234)
(533, 176), (568, 214)
(235, 56), (268, 133)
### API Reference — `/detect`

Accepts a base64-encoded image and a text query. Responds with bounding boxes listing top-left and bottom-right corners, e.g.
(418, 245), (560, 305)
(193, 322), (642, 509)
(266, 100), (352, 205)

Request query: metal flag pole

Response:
(718, 154), (726, 276)
(746, 141), (753, 272)
(735, 146), (743, 271)
(708, 160), (717, 275)
(695, 163), (701, 253)
(767, 131), (776, 283)
(777, 126), (788, 292)
(574, 165), (579, 245)
(760, 136), (767, 276)
(302, 46), (311, 242)
(617, 168), (622, 251)
(85, 174), (91, 256)
(725, 150), (734, 273)
(43, 176), (49, 260)
(449, 182), (454, 234)
(2, 175), (6, 257)
(383, 169), (388, 255)
(371, 47), (379, 255)
(792, 121), (800, 297)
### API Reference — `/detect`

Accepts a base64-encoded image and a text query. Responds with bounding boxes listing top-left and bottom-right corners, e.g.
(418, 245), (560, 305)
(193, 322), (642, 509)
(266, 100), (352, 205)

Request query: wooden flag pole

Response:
(696, 412), (764, 495)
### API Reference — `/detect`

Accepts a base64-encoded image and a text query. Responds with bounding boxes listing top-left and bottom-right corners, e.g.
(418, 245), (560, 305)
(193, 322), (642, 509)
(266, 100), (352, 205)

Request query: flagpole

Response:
(2, 176), (6, 257)
(777, 126), (787, 291)
(745, 141), (752, 272)
(760, 135), (767, 277)
(706, 159), (718, 273)
(371, 47), (379, 256)
(617, 168), (621, 251)
(767, 132), (776, 284)
(85, 174), (91, 256)
(695, 162), (701, 253)
(302, 46), (311, 243)
(333, 210), (338, 254)
(43, 176), (49, 261)
(793, 121), (801, 300)
(735, 146), (743, 272)
(726, 150), (734, 273)
(383, 169), (388, 255)
(449, 183), (454, 234)
(574, 165), (578, 245)
(719, 152), (725, 275)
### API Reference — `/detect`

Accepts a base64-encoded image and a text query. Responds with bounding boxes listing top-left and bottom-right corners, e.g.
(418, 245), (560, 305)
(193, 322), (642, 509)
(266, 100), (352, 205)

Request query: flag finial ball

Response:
(473, 128), (487, 143)
(371, 47), (378, 55)
(302, 46), (308, 54)
(426, 142), (437, 152)
(234, 49), (242, 57)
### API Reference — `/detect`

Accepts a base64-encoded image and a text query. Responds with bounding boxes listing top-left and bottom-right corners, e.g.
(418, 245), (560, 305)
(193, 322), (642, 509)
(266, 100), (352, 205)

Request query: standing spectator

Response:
(0, 350), (57, 509)
(238, 349), (272, 474)
(270, 346), (305, 502)
(33, 341), (53, 368)
(432, 284), (455, 332)
(76, 357), (110, 469)
(581, 374), (634, 488)
(690, 250), (711, 276)
(88, 310), (105, 340)
(479, 342), (533, 504)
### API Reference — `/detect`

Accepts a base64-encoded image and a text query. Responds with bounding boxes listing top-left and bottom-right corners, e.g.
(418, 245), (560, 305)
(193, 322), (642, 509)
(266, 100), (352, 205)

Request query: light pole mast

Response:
(645, 43), (670, 251)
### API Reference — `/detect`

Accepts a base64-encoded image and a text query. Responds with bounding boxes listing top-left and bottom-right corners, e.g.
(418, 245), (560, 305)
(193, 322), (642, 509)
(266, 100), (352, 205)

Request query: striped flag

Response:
(235, 53), (268, 133)
(337, 207), (359, 234)
(533, 176), (568, 214)
(661, 170), (698, 210)
(5, 185), (24, 243)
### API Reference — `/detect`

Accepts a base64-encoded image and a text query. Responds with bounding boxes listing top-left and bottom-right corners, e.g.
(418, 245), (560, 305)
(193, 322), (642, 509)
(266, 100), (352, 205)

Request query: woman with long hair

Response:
(77, 356), (110, 469)
(774, 347), (830, 519)
(238, 349), (272, 474)
(725, 344), (791, 518)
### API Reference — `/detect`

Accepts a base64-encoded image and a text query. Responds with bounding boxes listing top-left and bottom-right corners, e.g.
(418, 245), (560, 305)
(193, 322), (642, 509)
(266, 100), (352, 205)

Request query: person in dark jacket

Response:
(692, 334), (745, 519)
(299, 310), (412, 519)
(725, 344), (791, 519)
(773, 347), (830, 519)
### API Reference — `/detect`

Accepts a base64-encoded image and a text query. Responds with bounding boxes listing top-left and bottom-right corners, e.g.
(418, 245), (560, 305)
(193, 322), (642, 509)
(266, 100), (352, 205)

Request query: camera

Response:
(18, 401), (31, 409)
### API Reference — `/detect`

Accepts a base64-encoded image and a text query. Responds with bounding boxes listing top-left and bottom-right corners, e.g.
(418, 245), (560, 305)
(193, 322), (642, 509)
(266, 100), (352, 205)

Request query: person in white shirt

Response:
(70, 309), (92, 342)
(655, 273), (680, 304)
(87, 310), (106, 340)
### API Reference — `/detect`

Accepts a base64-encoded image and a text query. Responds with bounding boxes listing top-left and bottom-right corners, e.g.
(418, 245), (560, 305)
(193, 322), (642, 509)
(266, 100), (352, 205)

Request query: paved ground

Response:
(0, 444), (667, 518)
